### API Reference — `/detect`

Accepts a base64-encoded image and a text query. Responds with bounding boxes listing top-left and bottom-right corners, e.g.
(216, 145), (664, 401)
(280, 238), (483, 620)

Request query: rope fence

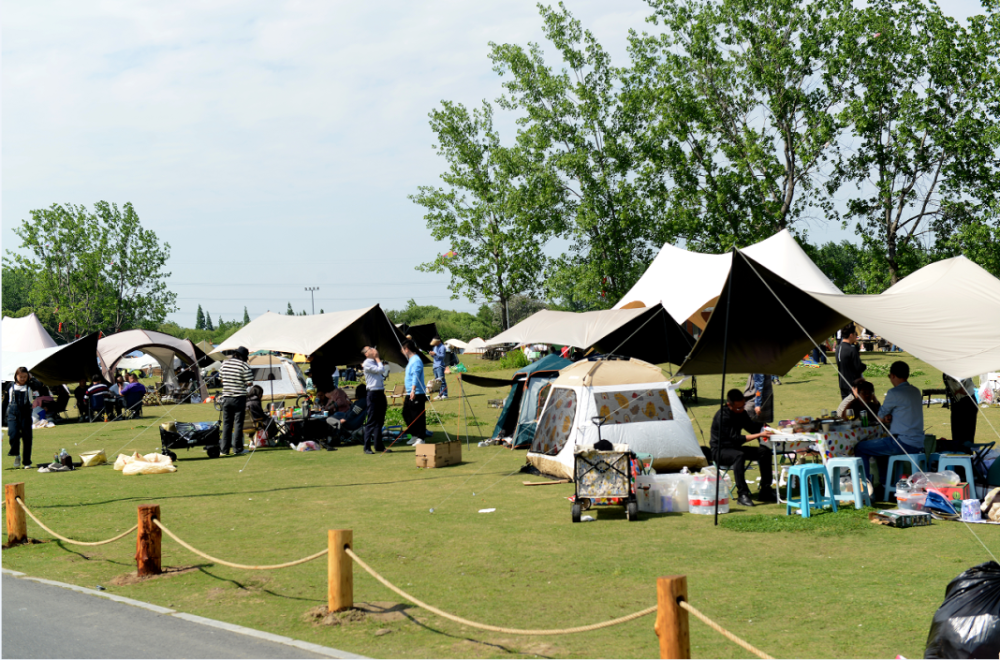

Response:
(345, 546), (656, 635)
(152, 519), (328, 570)
(5, 482), (776, 659)
(15, 497), (137, 547)
(679, 600), (774, 660)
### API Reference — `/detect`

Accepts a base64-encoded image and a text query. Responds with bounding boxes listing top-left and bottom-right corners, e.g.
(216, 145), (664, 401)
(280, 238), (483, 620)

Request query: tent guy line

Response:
(738, 250), (999, 564)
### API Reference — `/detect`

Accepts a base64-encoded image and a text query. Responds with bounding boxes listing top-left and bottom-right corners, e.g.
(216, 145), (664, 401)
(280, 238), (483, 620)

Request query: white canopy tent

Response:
(2, 314), (59, 353)
(445, 338), (468, 352)
(615, 229), (841, 328)
(808, 256), (1000, 380)
(116, 353), (160, 372)
(465, 338), (488, 354)
(98, 330), (206, 399)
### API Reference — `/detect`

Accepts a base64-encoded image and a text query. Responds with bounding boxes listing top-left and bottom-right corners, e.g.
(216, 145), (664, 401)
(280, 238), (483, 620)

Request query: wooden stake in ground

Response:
(655, 575), (690, 659)
(135, 505), (161, 576)
(5, 483), (27, 546)
(328, 529), (353, 612)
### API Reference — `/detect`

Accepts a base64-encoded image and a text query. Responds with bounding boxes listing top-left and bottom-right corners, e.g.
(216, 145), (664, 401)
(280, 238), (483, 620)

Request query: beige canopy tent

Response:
(98, 330), (207, 399)
(2, 332), (99, 385)
(616, 229), (841, 329)
(212, 305), (407, 371)
(2, 314), (58, 353)
(485, 304), (693, 365)
(464, 338), (488, 354)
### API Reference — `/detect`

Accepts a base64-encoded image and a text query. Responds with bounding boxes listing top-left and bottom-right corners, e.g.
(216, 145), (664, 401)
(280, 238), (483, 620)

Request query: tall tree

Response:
(4, 202), (176, 341)
(243, 307), (250, 325)
(830, 0), (1000, 285)
(196, 304), (206, 330)
(205, 311), (214, 331)
(1, 265), (34, 315)
(627, 0), (848, 252)
(411, 100), (562, 329)
(490, 3), (659, 308)
(286, 302), (295, 316)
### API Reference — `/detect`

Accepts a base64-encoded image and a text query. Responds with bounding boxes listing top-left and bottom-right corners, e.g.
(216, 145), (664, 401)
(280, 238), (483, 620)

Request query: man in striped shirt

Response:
(219, 346), (254, 455)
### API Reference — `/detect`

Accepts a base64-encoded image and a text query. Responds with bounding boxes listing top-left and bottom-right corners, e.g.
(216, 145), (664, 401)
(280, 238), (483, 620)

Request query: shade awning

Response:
(2, 332), (100, 385)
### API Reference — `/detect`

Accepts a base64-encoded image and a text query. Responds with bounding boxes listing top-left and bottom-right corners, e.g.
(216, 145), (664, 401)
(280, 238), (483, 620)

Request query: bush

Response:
(498, 349), (530, 370)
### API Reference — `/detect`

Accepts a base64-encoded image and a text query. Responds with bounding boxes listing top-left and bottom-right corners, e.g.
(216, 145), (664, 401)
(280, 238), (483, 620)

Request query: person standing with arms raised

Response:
(219, 346), (253, 456)
(430, 337), (448, 400)
(835, 324), (867, 400)
(361, 346), (390, 454)
(402, 339), (428, 445)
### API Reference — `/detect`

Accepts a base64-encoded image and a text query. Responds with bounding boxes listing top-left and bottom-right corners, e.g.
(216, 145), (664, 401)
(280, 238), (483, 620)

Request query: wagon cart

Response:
(572, 446), (639, 522)
(159, 421), (222, 460)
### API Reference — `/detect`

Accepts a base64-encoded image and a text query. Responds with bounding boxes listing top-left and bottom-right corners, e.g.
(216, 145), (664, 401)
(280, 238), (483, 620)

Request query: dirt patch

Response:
(303, 601), (414, 627)
(2, 538), (49, 550)
(109, 565), (200, 586)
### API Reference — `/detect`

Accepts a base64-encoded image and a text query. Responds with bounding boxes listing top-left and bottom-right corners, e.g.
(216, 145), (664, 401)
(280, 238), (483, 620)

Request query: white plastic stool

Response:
(824, 457), (871, 509)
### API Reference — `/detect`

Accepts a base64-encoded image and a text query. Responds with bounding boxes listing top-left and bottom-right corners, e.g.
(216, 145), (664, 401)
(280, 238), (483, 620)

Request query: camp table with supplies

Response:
(571, 445), (639, 523)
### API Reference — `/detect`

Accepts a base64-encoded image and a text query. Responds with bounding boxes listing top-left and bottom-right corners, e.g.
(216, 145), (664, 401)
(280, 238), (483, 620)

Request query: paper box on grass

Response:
(415, 441), (462, 469)
(926, 483), (971, 503)
(868, 509), (932, 528)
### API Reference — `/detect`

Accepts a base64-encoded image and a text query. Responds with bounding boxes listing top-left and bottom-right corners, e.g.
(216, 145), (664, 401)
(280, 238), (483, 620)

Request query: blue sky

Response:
(2, 0), (988, 327)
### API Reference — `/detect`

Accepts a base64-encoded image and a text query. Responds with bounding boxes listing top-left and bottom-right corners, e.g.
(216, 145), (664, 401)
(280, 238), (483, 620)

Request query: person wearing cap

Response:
(361, 346), (390, 454)
(430, 337), (448, 400)
(219, 346), (254, 456)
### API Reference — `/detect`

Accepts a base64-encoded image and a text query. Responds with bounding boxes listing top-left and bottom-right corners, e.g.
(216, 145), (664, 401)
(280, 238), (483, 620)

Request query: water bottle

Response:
(60, 448), (69, 460)
(895, 477), (911, 501)
(689, 475), (704, 514)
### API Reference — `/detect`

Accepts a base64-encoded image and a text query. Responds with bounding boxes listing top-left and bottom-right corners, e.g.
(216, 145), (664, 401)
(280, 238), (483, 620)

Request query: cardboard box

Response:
(927, 483), (971, 502)
(415, 441), (462, 469)
(869, 509), (932, 528)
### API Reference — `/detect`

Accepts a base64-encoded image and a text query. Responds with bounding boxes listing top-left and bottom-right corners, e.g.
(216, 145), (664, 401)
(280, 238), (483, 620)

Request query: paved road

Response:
(2, 574), (350, 659)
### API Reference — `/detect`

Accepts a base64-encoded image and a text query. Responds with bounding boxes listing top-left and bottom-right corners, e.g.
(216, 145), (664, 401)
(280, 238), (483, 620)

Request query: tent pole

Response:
(715, 252), (735, 527)
(660, 307), (674, 378)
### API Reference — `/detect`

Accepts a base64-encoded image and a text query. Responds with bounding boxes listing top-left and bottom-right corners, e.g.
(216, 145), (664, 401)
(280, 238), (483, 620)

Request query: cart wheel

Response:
(163, 450), (178, 463)
(627, 502), (638, 521)
(580, 498), (593, 511)
(206, 445), (221, 459)
(571, 503), (582, 523)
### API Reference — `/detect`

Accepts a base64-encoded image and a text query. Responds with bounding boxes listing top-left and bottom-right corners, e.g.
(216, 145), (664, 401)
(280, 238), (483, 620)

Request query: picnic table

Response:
(760, 423), (883, 464)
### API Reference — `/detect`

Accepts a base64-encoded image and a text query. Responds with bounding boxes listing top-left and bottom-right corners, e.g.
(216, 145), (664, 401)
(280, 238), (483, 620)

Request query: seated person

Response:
(73, 378), (89, 419)
(120, 373), (147, 415)
(316, 387), (351, 415)
(245, 385), (278, 440)
(710, 389), (775, 507)
(108, 375), (126, 417)
(329, 384), (367, 434)
(836, 378), (880, 421)
(86, 374), (113, 419)
(854, 361), (924, 494)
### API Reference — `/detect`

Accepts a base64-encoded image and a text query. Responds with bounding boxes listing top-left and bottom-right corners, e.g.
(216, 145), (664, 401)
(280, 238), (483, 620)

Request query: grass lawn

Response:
(4, 352), (1000, 659)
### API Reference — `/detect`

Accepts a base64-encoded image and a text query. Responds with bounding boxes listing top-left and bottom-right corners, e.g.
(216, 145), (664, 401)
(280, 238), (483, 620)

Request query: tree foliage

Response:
(386, 299), (499, 342)
(4, 202), (176, 341)
(196, 305), (206, 330)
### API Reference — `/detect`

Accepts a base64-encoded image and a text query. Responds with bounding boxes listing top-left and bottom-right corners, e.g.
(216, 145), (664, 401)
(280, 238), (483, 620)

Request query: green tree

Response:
(490, 4), (659, 308)
(319, 308), (324, 314)
(243, 307), (250, 325)
(492, 294), (546, 329)
(386, 299), (499, 341)
(1, 265), (34, 315)
(411, 101), (561, 329)
(830, 0), (1000, 285)
(286, 302), (294, 316)
(205, 311), (214, 331)
(4, 202), (176, 341)
(628, 0), (848, 252)
(196, 304), (206, 330)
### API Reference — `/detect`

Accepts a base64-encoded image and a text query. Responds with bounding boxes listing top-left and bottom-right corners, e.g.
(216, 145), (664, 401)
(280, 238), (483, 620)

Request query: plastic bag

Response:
(925, 561), (1000, 658)
(80, 449), (107, 467)
(292, 441), (321, 452)
(114, 451), (177, 475)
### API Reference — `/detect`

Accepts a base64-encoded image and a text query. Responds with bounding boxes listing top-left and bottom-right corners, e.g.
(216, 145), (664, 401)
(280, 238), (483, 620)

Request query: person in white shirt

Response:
(361, 346), (390, 454)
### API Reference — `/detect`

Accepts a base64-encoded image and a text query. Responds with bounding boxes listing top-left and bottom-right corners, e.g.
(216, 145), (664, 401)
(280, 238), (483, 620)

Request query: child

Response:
(7, 367), (35, 469)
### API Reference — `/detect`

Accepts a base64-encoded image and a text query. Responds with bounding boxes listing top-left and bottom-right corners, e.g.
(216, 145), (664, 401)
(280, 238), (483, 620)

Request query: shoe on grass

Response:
(406, 437), (418, 445)
(412, 439), (425, 445)
(13, 456), (21, 468)
(22, 462), (33, 470)
(234, 449), (249, 456)
(737, 493), (755, 507)
(364, 449), (375, 454)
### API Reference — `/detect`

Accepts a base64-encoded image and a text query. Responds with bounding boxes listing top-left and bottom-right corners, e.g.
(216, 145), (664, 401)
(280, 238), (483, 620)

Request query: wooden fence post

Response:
(135, 505), (161, 576)
(5, 483), (27, 546)
(654, 575), (690, 659)
(328, 529), (353, 612)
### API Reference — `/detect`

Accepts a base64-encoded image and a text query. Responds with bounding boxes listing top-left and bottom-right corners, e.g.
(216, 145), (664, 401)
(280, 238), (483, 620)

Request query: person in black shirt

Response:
(835, 324), (867, 400)
(710, 389), (776, 507)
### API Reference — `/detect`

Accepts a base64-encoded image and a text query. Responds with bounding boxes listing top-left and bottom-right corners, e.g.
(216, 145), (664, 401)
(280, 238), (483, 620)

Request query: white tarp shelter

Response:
(1, 333), (100, 385)
(98, 330), (206, 398)
(809, 256), (1000, 380)
(2, 314), (58, 353)
(116, 353), (160, 371)
(445, 338), (468, 352)
(616, 229), (841, 328)
(527, 359), (706, 479)
(212, 305), (406, 369)
(465, 337), (488, 354)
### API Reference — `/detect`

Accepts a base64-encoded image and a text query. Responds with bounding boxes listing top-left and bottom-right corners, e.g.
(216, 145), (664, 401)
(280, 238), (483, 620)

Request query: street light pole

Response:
(305, 286), (319, 315)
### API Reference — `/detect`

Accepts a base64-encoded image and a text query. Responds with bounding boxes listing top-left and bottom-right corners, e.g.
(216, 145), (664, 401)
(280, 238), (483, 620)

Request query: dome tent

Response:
(97, 330), (206, 399)
(528, 358), (706, 480)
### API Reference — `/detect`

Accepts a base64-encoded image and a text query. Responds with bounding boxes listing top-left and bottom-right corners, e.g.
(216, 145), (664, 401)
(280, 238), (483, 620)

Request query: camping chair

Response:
(971, 442), (997, 489)
(388, 384), (406, 404)
(700, 446), (753, 498)
(678, 376), (698, 404)
(87, 392), (115, 422)
(122, 389), (144, 419)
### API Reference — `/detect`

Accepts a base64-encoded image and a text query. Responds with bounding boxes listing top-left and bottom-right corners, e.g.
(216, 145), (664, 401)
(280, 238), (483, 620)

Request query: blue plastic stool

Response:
(824, 457), (871, 509)
(934, 454), (975, 485)
(786, 464), (838, 517)
(885, 454), (927, 500)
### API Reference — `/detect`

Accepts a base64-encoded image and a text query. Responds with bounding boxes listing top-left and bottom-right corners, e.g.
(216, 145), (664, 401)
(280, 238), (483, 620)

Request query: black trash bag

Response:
(925, 561), (1000, 658)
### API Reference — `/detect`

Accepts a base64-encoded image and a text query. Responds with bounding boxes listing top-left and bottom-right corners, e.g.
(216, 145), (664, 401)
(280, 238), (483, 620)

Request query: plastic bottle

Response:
(60, 448), (69, 460)
(688, 474), (705, 514)
(895, 477), (911, 501)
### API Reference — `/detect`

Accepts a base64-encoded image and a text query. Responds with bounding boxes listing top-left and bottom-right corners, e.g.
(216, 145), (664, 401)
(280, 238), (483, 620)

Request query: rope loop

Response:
(15, 498), (137, 546)
(345, 547), (655, 635)
(679, 600), (773, 660)
(152, 519), (327, 570)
